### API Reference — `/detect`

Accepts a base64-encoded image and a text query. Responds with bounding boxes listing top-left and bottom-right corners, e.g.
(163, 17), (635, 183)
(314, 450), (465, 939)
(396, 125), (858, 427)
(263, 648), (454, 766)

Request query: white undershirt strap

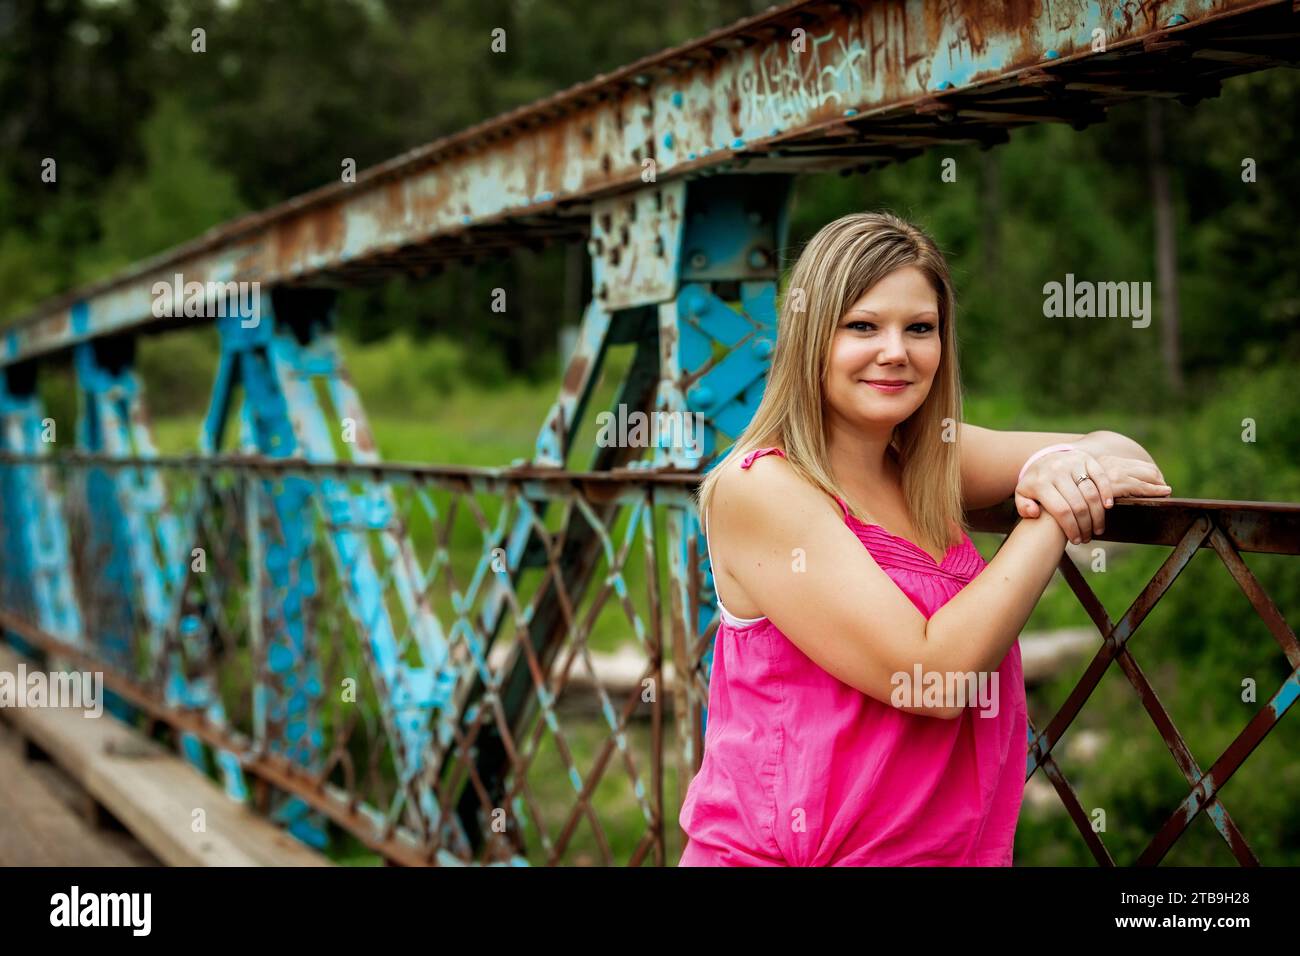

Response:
(702, 503), (766, 627)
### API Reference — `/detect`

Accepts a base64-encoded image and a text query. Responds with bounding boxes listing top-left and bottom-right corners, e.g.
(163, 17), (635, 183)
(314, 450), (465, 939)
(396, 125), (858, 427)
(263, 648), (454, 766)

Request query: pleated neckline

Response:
(840, 507), (983, 582)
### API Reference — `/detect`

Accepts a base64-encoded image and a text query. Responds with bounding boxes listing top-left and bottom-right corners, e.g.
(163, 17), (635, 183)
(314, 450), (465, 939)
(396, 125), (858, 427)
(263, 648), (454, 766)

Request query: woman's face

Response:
(824, 265), (942, 435)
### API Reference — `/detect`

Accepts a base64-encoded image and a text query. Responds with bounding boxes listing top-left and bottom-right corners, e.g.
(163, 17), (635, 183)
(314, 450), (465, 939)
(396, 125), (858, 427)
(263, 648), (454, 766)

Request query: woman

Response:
(677, 211), (1172, 866)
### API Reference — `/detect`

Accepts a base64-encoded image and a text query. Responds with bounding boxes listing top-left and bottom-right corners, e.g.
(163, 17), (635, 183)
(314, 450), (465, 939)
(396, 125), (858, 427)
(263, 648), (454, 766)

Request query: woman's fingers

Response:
(1083, 455), (1116, 509)
(1039, 485), (1083, 543)
(1124, 479), (1173, 497)
(1125, 461), (1166, 484)
(1073, 457), (1108, 536)
(1055, 476), (1097, 542)
(1022, 454), (1169, 538)
(1109, 474), (1172, 499)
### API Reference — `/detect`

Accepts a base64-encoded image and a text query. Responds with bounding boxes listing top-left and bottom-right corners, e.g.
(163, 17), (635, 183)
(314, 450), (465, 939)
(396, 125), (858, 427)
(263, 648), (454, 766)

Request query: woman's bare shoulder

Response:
(710, 449), (837, 539)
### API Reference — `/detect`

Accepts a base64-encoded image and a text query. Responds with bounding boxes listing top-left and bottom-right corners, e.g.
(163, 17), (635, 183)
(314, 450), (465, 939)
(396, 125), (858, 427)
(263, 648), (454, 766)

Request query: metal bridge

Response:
(1, 0), (1298, 866)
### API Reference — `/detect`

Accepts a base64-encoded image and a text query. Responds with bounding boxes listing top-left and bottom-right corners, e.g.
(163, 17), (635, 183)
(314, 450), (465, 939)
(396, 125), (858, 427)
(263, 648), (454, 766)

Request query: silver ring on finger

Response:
(1074, 473), (1093, 486)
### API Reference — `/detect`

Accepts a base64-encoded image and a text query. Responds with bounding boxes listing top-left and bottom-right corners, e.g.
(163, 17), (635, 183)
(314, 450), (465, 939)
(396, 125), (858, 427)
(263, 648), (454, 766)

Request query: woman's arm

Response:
(926, 513), (1067, 676)
(961, 424), (1170, 542)
(960, 424), (1158, 508)
(1072, 429), (1158, 466)
(712, 454), (1068, 719)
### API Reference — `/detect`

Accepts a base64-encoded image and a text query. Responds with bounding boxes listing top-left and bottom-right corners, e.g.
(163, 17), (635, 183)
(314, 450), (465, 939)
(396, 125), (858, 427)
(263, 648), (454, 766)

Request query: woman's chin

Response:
(856, 399), (922, 424)
(844, 411), (913, 431)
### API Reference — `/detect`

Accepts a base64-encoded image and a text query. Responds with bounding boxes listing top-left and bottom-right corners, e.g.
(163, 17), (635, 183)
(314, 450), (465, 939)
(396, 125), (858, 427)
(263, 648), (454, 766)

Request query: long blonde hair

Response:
(696, 210), (967, 557)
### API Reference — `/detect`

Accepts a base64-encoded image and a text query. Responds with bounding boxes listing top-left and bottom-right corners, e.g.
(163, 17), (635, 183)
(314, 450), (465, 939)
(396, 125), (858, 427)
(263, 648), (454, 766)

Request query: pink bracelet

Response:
(1017, 443), (1076, 485)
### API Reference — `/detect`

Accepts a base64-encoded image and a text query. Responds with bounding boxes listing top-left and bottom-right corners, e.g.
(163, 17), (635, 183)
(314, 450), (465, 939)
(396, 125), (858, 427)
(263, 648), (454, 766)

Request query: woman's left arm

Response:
(960, 424), (1170, 542)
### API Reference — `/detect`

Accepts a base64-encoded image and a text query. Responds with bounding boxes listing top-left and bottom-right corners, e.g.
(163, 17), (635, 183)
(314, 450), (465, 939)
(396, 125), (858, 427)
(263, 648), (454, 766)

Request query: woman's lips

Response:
(862, 381), (909, 392)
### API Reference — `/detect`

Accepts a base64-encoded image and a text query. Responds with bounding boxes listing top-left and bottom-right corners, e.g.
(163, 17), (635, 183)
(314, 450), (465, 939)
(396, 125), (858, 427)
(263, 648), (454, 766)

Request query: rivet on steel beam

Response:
(1043, 49), (1060, 59)
(751, 337), (774, 359)
(687, 385), (715, 411)
(689, 251), (709, 270)
(671, 91), (683, 108)
(747, 247), (770, 270)
(681, 285), (707, 316)
(663, 133), (674, 149)
(844, 108), (858, 117)
(1165, 14), (1188, 27)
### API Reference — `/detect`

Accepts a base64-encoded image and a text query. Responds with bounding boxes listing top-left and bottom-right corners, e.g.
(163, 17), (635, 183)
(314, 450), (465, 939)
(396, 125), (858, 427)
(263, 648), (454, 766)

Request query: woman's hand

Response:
(1015, 451), (1172, 544)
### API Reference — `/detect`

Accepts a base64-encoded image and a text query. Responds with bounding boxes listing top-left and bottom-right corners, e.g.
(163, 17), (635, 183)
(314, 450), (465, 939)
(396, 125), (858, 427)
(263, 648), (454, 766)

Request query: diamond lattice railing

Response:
(0, 453), (1296, 865)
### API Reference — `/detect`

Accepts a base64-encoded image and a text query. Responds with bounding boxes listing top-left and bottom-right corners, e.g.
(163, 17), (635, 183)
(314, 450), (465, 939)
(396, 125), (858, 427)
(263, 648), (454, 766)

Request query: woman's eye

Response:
(845, 320), (934, 333)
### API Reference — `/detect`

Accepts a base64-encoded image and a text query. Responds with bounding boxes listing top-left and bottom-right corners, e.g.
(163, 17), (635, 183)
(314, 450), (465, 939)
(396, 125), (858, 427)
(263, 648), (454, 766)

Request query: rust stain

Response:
(727, 70), (742, 138)
(960, 0), (1037, 35)
(310, 205), (347, 262)
(543, 125), (566, 196)
(274, 216), (310, 274)
(354, 417), (375, 454)
(383, 179), (407, 225)
(563, 353), (590, 395)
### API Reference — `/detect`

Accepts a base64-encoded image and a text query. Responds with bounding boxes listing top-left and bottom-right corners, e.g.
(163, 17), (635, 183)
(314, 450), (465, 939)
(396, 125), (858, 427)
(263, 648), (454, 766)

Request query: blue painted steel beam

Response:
(0, 368), (83, 655)
(204, 291), (462, 849)
(73, 339), (248, 792)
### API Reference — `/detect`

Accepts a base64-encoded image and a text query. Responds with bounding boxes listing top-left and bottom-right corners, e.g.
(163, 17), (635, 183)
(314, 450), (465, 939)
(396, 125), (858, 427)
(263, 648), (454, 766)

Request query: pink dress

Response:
(678, 446), (1027, 866)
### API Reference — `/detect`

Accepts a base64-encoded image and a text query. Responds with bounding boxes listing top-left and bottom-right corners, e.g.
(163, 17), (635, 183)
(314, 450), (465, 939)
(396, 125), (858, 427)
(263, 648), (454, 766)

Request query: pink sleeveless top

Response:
(678, 446), (1027, 866)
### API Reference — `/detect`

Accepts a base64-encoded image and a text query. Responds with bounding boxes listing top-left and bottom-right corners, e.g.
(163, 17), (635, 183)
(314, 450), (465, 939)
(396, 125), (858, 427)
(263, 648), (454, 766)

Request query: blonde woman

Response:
(678, 211), (1172, 866)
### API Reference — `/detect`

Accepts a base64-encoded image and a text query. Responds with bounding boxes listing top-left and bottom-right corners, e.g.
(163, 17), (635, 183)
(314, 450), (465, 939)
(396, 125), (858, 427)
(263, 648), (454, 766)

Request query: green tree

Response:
(78, 96), (246, 283)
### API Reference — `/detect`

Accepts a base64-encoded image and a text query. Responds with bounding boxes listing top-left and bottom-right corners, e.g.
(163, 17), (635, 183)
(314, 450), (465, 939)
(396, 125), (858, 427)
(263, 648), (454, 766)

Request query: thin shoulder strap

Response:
(739, 446), (786, 470)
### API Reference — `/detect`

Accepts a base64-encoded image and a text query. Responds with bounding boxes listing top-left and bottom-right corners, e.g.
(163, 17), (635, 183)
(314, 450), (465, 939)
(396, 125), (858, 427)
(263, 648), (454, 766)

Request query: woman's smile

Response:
(860, 379), (911, 393)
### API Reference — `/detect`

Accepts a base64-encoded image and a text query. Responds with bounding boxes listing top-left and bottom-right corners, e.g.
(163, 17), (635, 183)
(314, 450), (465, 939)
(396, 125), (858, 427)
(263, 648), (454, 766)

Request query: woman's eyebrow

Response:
(844, 308), (939, 318)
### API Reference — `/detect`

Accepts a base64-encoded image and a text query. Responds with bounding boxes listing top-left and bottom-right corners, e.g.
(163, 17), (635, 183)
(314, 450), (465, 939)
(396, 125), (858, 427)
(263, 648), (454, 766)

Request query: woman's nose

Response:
(877, 332), (907, 361)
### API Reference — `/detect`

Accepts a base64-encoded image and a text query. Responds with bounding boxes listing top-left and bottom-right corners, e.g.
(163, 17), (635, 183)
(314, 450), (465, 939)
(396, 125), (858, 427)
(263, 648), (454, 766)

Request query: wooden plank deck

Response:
(0, 645), (334, 866)
(0, 719), (157, 866)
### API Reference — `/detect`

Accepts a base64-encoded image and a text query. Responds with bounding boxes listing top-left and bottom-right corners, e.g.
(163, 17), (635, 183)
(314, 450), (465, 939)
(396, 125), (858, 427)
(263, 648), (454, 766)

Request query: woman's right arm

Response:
(711, 455), (1067, 718)
(924, 512), (1067, 675)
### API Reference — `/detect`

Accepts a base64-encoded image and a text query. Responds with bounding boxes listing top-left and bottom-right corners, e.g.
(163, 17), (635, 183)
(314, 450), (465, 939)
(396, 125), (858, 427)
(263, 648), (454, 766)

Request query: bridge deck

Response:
(0, 647), (334, 867)
(0, 719), (157, 866)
